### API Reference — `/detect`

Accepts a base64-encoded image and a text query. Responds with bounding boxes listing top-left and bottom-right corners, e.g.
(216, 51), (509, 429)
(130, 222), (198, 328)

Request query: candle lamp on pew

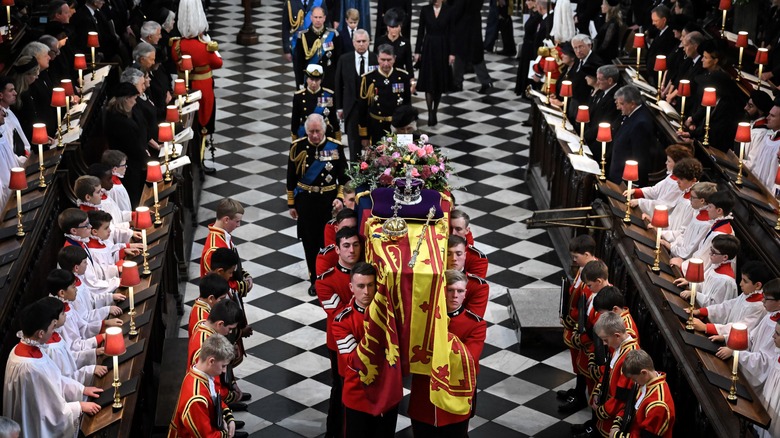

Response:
(718, 0), (731, 36)
(104, 326), (126, 409)
(74, 54), (87, 96)
(87, 32), (99, 80)
(632, 33), (645, 80)
(735, 31), (748, 80)
(651, 205), (669, 272)
(654, 56), (666, 102)
(9, 167), (26, 237)
(134, 207), (153, 276)
(734, 122), (751, 186)
(677, 80), (690, 134)
(755, 48), (769, 91)
(180, 55), (193, 91)
(60, 79), (75, 128)
(623, 160), (639, 222)
(543, 57), (556, 104)
(575, 105), (589, 156)
(51, 87), (66, 147)
(685, 258), (705, 331)
(701, 87), (717, 147)
(596, 123), (611, 181)
(31, 123), (48, 188)
(173, 79), (186, 121)
(726, 323), (748, 403)
(158, 123), (174, 182)
(146, 161), (163, 225)
(120, 261), (141, 337)
(3, 0), (13, 40)
(559, 80), (572, 129)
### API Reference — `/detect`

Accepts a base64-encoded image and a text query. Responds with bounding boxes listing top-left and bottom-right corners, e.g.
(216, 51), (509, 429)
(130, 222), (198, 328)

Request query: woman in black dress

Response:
(103, 82), (148, 206)
(414, 0), (454, 126)
(121, 67), (161, 156)
(593, 0), (622, 62)
(374, 8), (415, 74)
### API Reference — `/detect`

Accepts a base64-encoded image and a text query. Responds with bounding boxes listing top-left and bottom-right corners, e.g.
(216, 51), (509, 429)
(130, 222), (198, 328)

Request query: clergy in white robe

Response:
(753, 320), (780, 438)
(745, 128), (780, 192)
(2, 107), (30, 161)
(0, 125), (17, 209)
(743, 116), (770, 168)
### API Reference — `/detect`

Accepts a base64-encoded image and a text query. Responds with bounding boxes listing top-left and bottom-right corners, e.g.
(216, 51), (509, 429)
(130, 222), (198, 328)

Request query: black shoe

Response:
(497, 50), (517, 57)
(232, 431), (249, 438)
(202, 160), (216, 175)
(477, 83), (493, 94)
(428, 112), (438, 126)
(521, 119), (533, 127)
(558, 396), (586, 414)
(572, 426), (598, 438)
(308, 285), (317, 297)
(234, 420), (246, 429)
(228, 402), (248, 412)
(556, 387), (575, 401)
(239, 392), (252, 402)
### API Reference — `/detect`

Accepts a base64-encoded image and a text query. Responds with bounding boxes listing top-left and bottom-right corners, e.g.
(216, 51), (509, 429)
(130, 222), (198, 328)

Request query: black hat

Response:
(750, 89), (773, 114)
(384, 8), (405, 27)
(391, 105), (418, 128)
(606, 0), (619, 6)
(558, 41), (575, 58)
(113, 82), (140, 98)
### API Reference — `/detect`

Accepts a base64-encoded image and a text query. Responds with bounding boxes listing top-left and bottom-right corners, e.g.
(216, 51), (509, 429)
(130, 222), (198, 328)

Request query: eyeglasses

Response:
(710, 249), (722, 255)
(75, 223), (92, 229)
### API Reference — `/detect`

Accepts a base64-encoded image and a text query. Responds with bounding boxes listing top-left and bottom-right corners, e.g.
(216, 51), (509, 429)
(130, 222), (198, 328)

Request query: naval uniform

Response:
(358, 67), (412, 144)
(294, 26), (342, 89)
(291, 86), (341, 141)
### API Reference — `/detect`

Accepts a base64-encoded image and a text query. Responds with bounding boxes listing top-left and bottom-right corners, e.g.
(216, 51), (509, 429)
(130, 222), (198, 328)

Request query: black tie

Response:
(350, 29), (354, 39)
(359, 55), (365, 76)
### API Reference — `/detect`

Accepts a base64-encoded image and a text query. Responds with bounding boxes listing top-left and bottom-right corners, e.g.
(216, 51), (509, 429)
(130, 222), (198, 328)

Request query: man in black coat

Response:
(514, 0), (542, 95)
(570, 34), (604, 109)
(334, 29), (378, 161)
(584, 64), (621, 158)
(608, 85), (657, 186)
(645, 5), (678, 86)
(450, 0), (494, 93)
(70, 0), (121, 63)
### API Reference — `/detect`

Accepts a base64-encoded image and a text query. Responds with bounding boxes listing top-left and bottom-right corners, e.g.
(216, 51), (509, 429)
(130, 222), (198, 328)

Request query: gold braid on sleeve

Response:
(302, 34), (323, 59)
(288, 2), (304, 30)
(290, 144), (308, 176)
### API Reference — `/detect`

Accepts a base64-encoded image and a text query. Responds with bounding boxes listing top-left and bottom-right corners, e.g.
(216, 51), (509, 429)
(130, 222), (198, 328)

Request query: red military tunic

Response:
(200, 225), (251, 297)
(315, 244), (338, 277)
(170, 36), (223, 130)
(619, 308), (639, 343)
(408, 307), (487, 427)
(332, 299), (371, 412)
(323, 220), (337, 247)
(577, 290), (603, 392)
(188, 298), (211, 337)
(465, 272), (489, 318)
(168, 366), (234, 438)
(563, 268), (593, 372)
(315, 264), (352, 350)
(591, 337), (640, 437)
(464, 245), (488, 279)
(188, 321), (236, 404)
(614, 373), (675, 438)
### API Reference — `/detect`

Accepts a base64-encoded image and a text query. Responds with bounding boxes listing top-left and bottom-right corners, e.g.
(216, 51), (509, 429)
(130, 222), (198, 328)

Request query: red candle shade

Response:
(685, 258), (705, 283)
(104, 327), (126, 356)
(678, 80), (691, 97)
(60, 79), (74, 96)
(543, 57), (556, 73)
(31, 123), (48, 145)
(633, 33), (645, 49)
(173, 79), (186, 96)
(2, 0), (15, 6)
(51, 88), (66, 107)
(87, 32), (99, 48)
(9, 167), (26, 191)
(622, 160), (639, 182)
(120, 261), (141, 287)
(596, 123), (612, 142)
(180, 55), (193, 71)
(166, 105), (178, 123)
(157, 123), (174, 143)
(756, 48), (769, 65)
(719, 0), (731, 10)
(575, 105), (590, 123)
(74, 54), (87, 70)
(135, 207), (153, 229)
(146, 161), (163, 183)
(727, 323), (749, 350)
(736, 31), (749, 48)
(559, 80), (573, 98)
(654, 55), (667, 72)
(651, 205), (669, 228)
(735, 122), (751, 143)
(701, 87), (717, 107)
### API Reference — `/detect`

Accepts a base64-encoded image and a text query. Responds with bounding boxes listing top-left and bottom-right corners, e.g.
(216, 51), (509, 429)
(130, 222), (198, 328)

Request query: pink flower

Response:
(424, 144), (434, 155)
(431, 165), (440, 173)
(415, 148), (426, 158)
(392, 152), (401, 159)
(360, 162), (369, 170)
(383, 168), (392, 175)
(376, 144), (386, 153)
(411, 167), (420, 177)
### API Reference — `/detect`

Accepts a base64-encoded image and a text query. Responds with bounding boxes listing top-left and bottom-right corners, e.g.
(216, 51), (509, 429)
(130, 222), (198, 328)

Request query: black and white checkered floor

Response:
(179, 0), (590, 435)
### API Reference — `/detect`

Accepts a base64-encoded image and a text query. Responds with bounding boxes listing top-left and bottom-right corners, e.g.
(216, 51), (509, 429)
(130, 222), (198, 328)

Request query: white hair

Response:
(572, 34), (593, 46)
(305, 113), (326, 133)
(163, 10), (176, 33)
(140, 21), (161, 39)
(551, 0), (576, 43)
(177, 0), (209, 38)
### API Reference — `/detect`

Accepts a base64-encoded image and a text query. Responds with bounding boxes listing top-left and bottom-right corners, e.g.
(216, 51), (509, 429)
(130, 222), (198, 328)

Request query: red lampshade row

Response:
(651, 205), (669, 228)
(120, 261), (141, 287)
(87, 32), (99, 48)
(74, 54), (87, 70)
(146, 161), (163, 183)
(736, 31), (749, 48)
(173, 79), (186, 96)
(135, 206), (153, 229)
(756, 48), (769, 65)
(158, 123), (174, 143)
(633, 33), (645, 49)
(51, 88), (66, 107)
(719, 0), (731, 10)
(31, 123), (48, 145)
(180, 55), (194, 71)
(701, 87), (717, 107)
(9, 167), (26, 190)
(654, 55), (667, 72)
(165, 105), (178, 123)
(543, 57), (556, 73)
(727, 323), (749, 350)
(685, 258), (705, 283)
(575, 105), (590, 123)
(735, 122), (751, 143)
(623, 160), (639, 182)
(677, 80), (691, 97)
(104, 327), (126, 356)
(2, 0), (15, 6)
(596, 123), (612, 142)
(559, 80), (573, 98)
(60, 79), (75, 96)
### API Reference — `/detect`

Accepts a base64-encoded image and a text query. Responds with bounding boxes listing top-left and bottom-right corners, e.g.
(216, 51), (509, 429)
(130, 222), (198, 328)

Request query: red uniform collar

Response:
(87, 238), (106, 249)
(79, 204), (98, 212)
(714, 263), (735, 278)
(112, 175), (123, 185)
(771, 312), (780, 322)
(46, 332), (62, 344)
(15, 343), (42, 358)
(746, 292), (764, 302)
(695, 209), (709, 221)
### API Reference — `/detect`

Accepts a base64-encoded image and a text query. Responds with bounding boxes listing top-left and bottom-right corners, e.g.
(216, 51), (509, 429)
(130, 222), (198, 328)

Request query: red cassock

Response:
(170, 36), (223, 130)
(614, 373), (675, 438)
(315, 264), (352, 350)
(188, 298), (211, 337)
(168, 367), (234, 438)
(591, 337), (640, 437)
(408, 307), (487, 427)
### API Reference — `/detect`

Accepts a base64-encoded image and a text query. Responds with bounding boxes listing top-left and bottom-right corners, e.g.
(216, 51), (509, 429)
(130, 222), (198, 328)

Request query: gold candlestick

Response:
(5, 5), (11, 40)
(624, 181), (633, 223)
(686, 283), (697, 331)
(112, 356), (122, 409)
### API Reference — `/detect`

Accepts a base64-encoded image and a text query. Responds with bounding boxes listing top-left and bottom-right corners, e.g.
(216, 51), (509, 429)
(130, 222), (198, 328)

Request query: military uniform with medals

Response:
(291, 67), (341, 141)
(358, 67), (412, 144)
(294, 25), (342, 90)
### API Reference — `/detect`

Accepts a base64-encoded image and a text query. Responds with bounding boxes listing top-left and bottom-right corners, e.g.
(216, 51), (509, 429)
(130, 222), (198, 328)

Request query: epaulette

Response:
(468, 245), (487, 258)
(361, 70), (372, 77)
(327, 27), (339, 37)
(292, 136), (308, 143)
(319, 244), (336, 255)
(295, 88), (307, 94)
(316, 266), (335, 280)
(326, 218), (336, 225)
(335, 306), (353, 322)
(466, 272), (488, 284)
(322, 87), (334, 94)
(396, 68), (409, 74)
(464, 309), (483, 322)
(326, 137), (342, 145)
(168, 37), (181, 47)
(206, 40), (219, 52)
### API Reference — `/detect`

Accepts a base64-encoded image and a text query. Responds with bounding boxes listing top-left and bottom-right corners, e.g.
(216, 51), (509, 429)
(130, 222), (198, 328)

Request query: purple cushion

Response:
(370, 188), (444, 219)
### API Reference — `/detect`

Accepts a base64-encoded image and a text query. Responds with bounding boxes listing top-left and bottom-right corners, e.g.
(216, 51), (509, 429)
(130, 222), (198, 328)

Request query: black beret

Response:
(391, 105), (418, 128)
(750, 90), (773, 114)
(113, 82), (140, 98)
(384, 8), (405, 27)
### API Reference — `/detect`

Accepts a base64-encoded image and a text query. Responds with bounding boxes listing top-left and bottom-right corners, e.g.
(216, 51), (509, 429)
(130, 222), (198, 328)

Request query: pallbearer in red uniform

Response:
(317, 208), (358, 275)
(408, 270), (486, 437)
(611, 350), (675, 438)
(170, 0), (223, 173)
(446, 235), (489, 318)
(169, 334), (238, 438)
(188, 273), (230, 337)
(449, 209), (489, 279)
